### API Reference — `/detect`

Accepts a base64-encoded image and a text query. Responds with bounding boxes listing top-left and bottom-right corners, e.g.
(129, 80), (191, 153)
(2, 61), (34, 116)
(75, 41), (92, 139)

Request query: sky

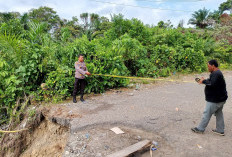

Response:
(0, 0), (227, 27)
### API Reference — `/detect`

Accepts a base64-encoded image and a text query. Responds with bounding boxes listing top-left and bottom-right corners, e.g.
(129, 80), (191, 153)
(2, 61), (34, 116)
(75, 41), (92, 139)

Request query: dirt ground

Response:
(14, 71), (232, 157)
(20, 119), (69, 157)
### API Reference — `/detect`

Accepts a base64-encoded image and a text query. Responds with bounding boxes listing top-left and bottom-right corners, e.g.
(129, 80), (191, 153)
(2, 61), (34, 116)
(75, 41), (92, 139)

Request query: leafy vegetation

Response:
(0, 2), (231, 127)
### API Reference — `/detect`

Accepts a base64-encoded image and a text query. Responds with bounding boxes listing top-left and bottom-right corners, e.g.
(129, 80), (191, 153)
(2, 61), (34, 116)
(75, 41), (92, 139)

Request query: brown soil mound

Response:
(1, 111), (69, 157)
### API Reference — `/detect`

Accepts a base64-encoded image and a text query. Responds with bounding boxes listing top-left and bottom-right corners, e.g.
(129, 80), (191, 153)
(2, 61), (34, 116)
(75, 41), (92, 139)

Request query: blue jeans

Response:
(198, 101), (225, 132)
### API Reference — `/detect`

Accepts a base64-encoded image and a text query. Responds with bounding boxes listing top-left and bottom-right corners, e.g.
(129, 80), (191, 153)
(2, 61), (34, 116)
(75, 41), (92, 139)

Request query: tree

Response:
(91, 16), (111, 39)
(157, 21), (165, 28)
(28, 6), (61, 31)
(0, 12), (27, 36)
(0, 12), (20, 23)
(219, 0), (232, 14)
(177, 20), (184, 28)
(90, 13), (101, 31)
(99, 16), (111, 31)
(108, 14), (132, 39)
(80, 13), (107, 40)
(208, 10), (221, 23)
(80, 13), (101, 31)
(55, 16), (81, 40)
(188, 8), (210, 28)
(80, 13), (89, 30)
(157, 20), (173, 28)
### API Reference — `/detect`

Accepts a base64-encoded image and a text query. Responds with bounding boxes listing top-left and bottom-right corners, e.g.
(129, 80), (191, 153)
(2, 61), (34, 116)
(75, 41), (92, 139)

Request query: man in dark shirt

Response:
(191, 60), (228, 136)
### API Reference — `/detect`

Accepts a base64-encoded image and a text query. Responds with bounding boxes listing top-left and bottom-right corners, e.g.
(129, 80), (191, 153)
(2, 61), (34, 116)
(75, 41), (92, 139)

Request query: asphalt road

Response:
(62, 71), (232, 157)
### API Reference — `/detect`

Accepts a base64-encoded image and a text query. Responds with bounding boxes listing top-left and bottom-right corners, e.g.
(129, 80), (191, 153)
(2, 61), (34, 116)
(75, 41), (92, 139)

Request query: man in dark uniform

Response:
(191, 60), (228, 136)
(73, 54), (91, 103)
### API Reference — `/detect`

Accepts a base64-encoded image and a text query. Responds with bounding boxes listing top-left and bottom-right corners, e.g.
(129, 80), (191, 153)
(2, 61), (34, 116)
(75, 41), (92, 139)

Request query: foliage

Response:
(210, 10), (222, 19)
(188, 7), (210, 28)
(28, 6), (61, 31)
(219, 0), (232, 14)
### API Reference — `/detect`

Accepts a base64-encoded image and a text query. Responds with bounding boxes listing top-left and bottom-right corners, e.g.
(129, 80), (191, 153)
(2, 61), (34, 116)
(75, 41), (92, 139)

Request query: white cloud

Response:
(0, 0), (226, 27)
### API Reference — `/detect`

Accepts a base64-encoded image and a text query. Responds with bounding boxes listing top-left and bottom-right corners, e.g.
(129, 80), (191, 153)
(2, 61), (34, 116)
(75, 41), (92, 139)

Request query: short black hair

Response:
(208, 59), (219, 67)
(78, 54), (84, 58)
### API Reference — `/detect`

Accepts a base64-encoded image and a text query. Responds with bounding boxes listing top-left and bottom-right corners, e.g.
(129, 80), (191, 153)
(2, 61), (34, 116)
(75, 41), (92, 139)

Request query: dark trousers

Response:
(73, 78), (86, 98)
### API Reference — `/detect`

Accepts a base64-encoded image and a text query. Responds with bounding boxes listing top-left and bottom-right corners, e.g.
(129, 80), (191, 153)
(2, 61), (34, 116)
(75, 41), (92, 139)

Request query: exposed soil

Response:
(20, 119), (69, 157)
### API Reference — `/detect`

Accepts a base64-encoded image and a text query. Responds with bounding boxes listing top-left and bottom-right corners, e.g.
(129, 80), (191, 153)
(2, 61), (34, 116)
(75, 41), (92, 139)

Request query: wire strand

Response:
(0, 128), (28, 133)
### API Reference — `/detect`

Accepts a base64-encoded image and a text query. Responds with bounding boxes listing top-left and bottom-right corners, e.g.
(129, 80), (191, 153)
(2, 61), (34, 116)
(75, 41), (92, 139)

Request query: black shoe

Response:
(80, 97), (85, 102)
(73, 97), (77, 103)
(191, 127), (204, 134)
(212, 129), (224, 136)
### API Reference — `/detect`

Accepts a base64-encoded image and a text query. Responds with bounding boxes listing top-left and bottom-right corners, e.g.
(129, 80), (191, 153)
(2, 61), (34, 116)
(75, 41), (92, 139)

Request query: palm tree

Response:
(188, 8), (210, 28)
(90, 13), (100, 30)
(177, 19), (184, 28)
(80, 13), (89, 30)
